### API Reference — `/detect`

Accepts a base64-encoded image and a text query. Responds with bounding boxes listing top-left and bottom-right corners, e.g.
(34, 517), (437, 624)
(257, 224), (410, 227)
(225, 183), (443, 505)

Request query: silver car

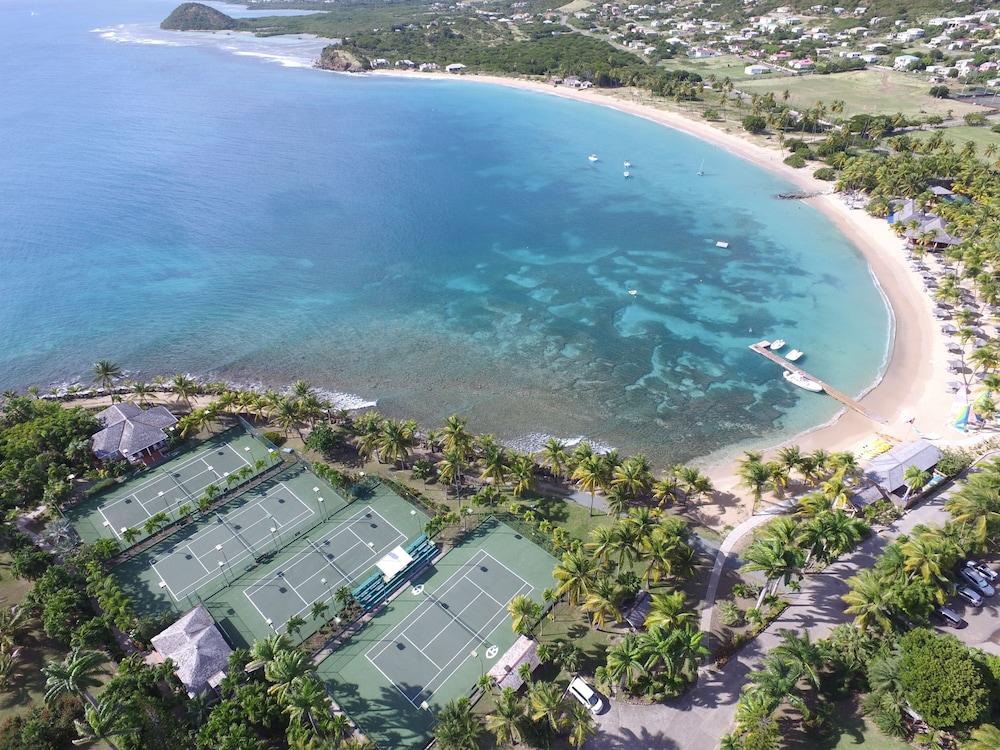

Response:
(967, 561), (998, 583)
(959, 567), (995, 597)
(957, 585), (984, 608)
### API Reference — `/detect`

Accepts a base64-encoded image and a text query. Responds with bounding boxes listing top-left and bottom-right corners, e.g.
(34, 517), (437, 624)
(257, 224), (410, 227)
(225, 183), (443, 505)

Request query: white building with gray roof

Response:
(149, 605), (232, 697)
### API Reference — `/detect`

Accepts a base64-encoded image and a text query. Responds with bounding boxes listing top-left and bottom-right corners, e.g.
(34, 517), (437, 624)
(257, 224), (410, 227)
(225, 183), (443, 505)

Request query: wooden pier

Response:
(749, 342), (887, 425)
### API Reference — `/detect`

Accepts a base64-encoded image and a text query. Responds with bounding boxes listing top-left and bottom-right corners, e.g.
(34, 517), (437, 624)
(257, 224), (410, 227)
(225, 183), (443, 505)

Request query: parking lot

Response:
(936, 557), (1000, 657)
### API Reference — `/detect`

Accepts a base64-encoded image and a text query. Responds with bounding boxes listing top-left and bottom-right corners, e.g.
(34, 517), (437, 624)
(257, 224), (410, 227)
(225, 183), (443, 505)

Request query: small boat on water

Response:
(783, 370), (823, 393)
(715, 240), (729, 248)
(588, 154), (599, 162)
(697, 159), (705, 176)
(627, 289), (638, 297)
(786, 349), (803, 361)
(769, 339), (786, 351)
(624, 160), (632, 168)
(623, 170), (631, 178)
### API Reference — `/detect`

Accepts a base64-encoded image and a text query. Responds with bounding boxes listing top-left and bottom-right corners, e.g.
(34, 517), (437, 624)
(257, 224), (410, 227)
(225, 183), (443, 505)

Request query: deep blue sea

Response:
(0, 0), (891, 464)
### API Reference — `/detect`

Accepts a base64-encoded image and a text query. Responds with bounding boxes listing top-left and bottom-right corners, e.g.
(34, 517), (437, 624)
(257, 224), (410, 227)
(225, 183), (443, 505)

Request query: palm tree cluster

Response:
(945, 456), (1000, 549)
(843, 522), (968, 632)
(742, 506), (868, 610)
(353, 411), (418, 468)
(436, 677), (596, 750)
(0, 605), (29, 691)
(241, 634), (356, 748)
(737, 445), (858, 510)
(42, 647), (131, 749)
(726, 631), (836, 749)
(549, 508), (706, 699)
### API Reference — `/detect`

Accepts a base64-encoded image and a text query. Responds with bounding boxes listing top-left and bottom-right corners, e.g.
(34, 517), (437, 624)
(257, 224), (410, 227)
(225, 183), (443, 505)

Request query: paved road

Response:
(587, 493), (954, 750)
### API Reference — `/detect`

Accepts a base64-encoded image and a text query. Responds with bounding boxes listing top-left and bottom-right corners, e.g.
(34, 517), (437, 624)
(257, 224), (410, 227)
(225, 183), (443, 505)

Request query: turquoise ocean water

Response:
(0, 0), (890, 464)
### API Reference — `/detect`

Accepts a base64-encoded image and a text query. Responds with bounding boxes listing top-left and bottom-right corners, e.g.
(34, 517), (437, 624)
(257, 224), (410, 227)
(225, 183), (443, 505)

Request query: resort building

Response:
(744, 64), (772, 75)
(148, 605), (232, 697)
(91, 401), (177, 463)
(853, 440), (942, 509)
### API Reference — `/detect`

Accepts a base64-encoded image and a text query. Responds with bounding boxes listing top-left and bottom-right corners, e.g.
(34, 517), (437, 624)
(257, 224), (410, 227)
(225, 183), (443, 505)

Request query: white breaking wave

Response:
(503, 432), (614, 455)
(228, 49), (313, 69)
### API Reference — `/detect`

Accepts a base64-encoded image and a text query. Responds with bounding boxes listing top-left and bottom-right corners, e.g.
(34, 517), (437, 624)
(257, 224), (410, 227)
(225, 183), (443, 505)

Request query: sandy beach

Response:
(371, 70), (964, 528)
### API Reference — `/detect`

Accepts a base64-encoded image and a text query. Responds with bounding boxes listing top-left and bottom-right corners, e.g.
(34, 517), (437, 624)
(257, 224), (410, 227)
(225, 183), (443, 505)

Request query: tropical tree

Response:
(72, 698), (139, 750)
(508, 595), (541, 635)
(284, 676), (330, 734)
(92, 360), (123, 396)
(842, 569), (895, 631)
(901, 465), (931, 504)
(378, 419), (416, 468)
(605, 633), (647, 690)
(43, 647), (106, 707)
(527, 681), (566, 733)
(485, 687), (526, 746)
(565, 701), (597, 748)
(572, 455), (606, 517)
(539, 438), (569, 479)
(643, 591), (695, 630)
(740, 537), (804, 608)
(171, 373), (198, 406)
(553, 550), (597, 605)
(967, 724), (1000, 750)
(264, 648), (313, 701)
(434, 697), (483, 750)
(581, 577), (622, 630)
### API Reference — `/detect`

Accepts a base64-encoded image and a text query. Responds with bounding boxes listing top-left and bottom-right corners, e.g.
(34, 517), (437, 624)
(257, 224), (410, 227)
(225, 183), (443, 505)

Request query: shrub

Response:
(719, 600), (744, 627)
(992, 124), (1000, 134)
(784, 153), (807, 168)
(928, 85), (950, 98)
(814, 167), (837, 181)
(262, 430), (286, 447)
(303, 422), (344, 456)
(731, 582), (759, 600)
(742, 114), (767, 134)
(937, 446), (973, 477)
(702, 108), (720, 121)
(70, 616), (114, 650)
(964, 112), (987, 127)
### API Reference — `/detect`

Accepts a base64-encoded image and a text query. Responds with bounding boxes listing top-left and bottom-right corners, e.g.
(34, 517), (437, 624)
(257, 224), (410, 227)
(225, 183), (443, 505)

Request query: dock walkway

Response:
(749, 342), (887, 426)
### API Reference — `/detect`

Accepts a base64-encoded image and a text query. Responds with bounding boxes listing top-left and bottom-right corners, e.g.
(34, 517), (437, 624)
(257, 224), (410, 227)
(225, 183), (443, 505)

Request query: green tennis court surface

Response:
(65, 429), (276, 545)
(113, 462), (348, 616)
(203, 483), (428, 648)
(316, 518), (557, 750)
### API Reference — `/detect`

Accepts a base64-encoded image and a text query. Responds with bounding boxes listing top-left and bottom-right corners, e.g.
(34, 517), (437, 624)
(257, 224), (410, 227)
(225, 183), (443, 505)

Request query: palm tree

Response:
(586, 525), (615, 565)
(741, 538), (804, 609)
(771, 631), (822, 692)
(284, 676), (329, 734)
(309, 600), (329, 622)
(553, 550), (597, 605)
(605, 633), (647, 690)
(274, 398), (302, 438)
(436, 448), (465, 498)
(171, 373), (198, 407)
(485, 687), (525, 746)
(130, 381), (154, 406)
(245, 633), (293, 673)
(967, 724), (1000, 750)
(901, 465), (931, 504)
(565, 701), (597, 749)
(510, 454), (535, 497)
(92, 360), (123, 397)
(739, 459), (771, 509)
(612, 456), (651, 500)
(842, 569), (894, 631)
(378, 419), (415, 468)
(651, 474), (679, 507)
(581, 577), (622, 630)
(285, 615), (306, 639)
(539, 438), (569, 479)
(265, 648), (313, 701)
(572, 454), (605, 517)
(643, 591), (694, 630)
(43, 647), (105, 707)
(900, 534), (948, 585)
(434, 697), (483, 750)
(441, 415), (472, 457)
(480, 446), (510, 487)
(528, 681), (566, 732)
(72, 698), (138, 750)
(507, 595), (541, 635)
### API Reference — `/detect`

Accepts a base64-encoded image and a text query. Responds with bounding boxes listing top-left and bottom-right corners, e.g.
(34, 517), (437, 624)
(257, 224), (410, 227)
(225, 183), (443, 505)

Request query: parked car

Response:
(957, 585), (984, 607)
(935, 606), (967, 628)
(958, 567), (995, 597)
(568, 677), (606, 715)
(967, 560), (998, 583)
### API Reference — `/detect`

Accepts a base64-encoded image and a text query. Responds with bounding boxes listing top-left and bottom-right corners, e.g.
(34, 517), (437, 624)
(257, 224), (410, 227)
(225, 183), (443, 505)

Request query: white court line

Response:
(244, 507), (405, 632)
(420, 589), (492, 652)
(150, 559), (179, 601)
(403, 634), (442, 669)
(159, 482), (316, 599)
(97, 506), (122, 540)
(186, 543), (213, 574)
(366, 549), (489, 663)
(365, 550), (534, 708)
(466, 577), (505, 607)
(421, 581), (532, 699)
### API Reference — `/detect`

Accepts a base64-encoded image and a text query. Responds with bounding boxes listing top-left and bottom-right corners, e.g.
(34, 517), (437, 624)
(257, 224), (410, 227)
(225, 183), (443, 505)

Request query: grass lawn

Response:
(659, 54), (787, 83)
(910, 124), (1000, 152)
(784, 699), (911, 750)
(737, 69), (983, 119)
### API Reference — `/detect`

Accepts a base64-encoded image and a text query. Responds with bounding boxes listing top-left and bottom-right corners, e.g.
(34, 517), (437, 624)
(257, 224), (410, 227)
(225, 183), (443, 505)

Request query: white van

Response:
(568, 677), (605, 715)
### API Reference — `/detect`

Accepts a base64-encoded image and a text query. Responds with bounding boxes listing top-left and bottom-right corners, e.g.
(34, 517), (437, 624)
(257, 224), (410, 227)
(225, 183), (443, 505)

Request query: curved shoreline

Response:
(368, 70), (954, 525)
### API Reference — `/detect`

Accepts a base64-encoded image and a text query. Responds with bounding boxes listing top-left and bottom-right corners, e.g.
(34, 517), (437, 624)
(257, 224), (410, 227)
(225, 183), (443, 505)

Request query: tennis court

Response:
(114, 462), (348, 615)
(203, 483), (430, 647)
(66, 429), (276, 545)
(243, 505), (406, 634)
(316, 518), (557, 750)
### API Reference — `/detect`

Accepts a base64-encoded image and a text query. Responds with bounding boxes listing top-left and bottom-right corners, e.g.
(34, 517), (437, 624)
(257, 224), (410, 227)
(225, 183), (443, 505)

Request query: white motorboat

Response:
(623, 170), (631, 178)
(624, 160), (632, 168)
(786, 349), (803, 361)
(715, 240), (729, 248)
(588, 154), (599, 162)
(769, 339), (786, 350)
(627, 289), (638, 297)
(783, 370), (823, 393)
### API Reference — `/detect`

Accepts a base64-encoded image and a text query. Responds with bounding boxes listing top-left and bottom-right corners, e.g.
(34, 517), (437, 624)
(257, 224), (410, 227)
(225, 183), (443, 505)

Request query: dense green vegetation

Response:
(161, 2), (239, 31)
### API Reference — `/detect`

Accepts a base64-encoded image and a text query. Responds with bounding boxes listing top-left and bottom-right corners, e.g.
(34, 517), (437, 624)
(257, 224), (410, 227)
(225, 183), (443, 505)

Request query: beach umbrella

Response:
(941, 324), (957, 334)
(948, 358), (965, 371)
(947, 381), (963, 392)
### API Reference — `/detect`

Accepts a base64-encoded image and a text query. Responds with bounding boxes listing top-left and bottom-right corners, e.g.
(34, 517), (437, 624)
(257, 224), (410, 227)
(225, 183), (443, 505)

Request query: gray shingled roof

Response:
(91, 402), (177, 458)
(864, 440), (941, 494)
(151, 605), (232, 696)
